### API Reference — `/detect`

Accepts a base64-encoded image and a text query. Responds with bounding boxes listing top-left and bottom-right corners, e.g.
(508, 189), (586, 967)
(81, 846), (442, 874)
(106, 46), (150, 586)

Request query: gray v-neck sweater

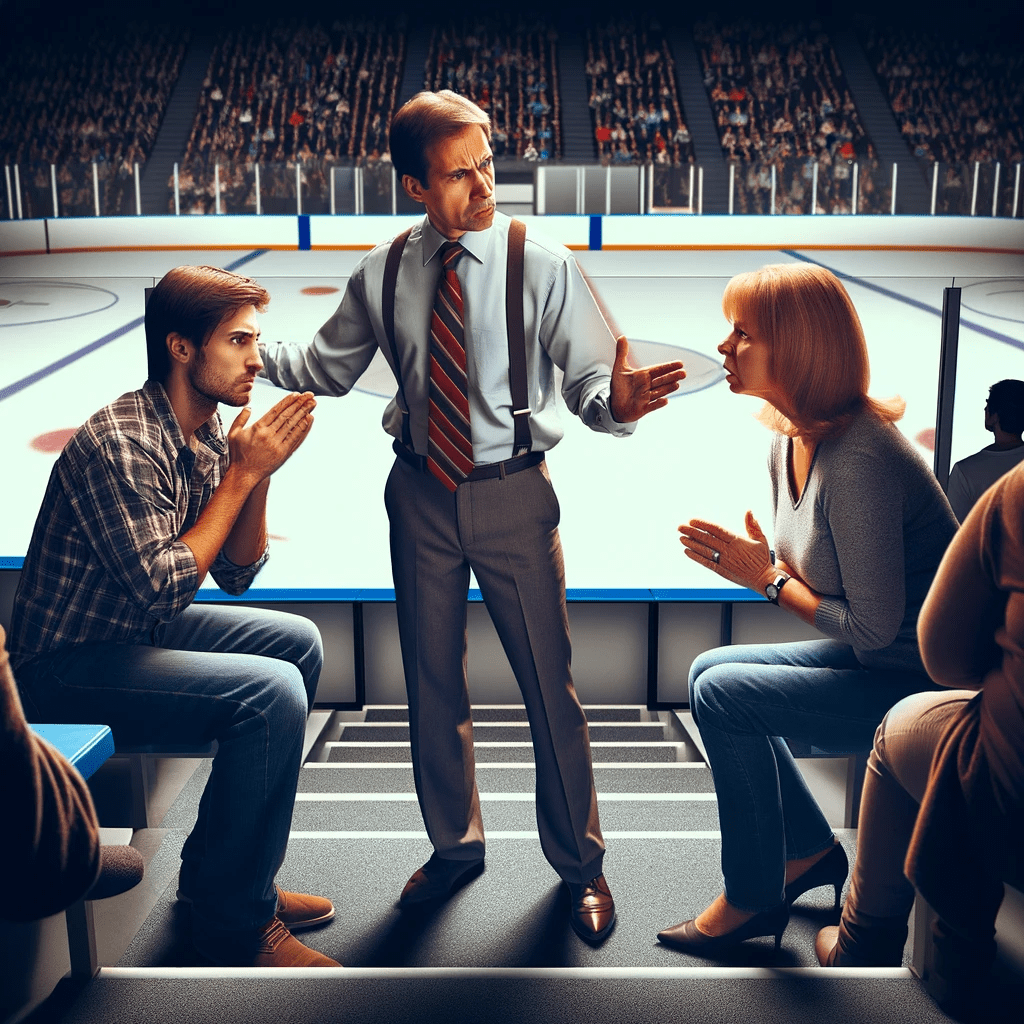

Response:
(769, 412), (958, 673)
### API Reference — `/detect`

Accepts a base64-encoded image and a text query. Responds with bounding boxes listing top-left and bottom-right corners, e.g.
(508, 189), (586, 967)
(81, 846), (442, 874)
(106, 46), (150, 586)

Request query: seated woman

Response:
(816, 462), (1024, 1018)
(658, 263), (958, 955)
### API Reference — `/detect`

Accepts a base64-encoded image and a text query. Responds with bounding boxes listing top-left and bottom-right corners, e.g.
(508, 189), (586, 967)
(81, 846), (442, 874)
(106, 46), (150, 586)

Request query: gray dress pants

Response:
(384, 455), (605, 885)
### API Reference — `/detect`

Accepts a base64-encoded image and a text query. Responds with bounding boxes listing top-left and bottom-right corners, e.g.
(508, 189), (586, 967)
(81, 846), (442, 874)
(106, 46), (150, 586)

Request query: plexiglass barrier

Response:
(3, 159), (1021, 219)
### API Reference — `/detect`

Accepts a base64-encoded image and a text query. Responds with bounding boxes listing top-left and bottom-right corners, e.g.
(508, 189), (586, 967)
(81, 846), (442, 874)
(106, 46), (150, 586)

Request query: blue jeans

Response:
(17, 604), (322, 956)
(688, 639), (936, 912)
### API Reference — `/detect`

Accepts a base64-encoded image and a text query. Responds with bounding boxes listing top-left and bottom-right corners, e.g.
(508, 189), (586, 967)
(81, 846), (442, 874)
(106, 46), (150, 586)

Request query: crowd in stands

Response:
(864, 28), (1023, 170)
(423, 19), (561, 161)
(174, 19), (404, 214)
(586, 19), (693, 166)
(695, 18), (885, 214)
(0, 17), (186, 217)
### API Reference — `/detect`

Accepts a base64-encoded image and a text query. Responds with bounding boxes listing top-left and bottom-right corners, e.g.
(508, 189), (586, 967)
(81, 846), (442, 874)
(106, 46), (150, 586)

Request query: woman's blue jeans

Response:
(688, 638), (936, 912)
(16, 603), (322, 958)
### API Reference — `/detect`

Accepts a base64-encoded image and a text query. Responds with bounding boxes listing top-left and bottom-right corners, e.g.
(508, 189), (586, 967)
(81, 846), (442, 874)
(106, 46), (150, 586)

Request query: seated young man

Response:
(7, 265), (340, 968)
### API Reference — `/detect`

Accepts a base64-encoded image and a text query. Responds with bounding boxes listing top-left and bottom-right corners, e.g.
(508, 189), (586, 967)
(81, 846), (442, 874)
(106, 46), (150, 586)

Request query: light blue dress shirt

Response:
(260, 212), (634, 465)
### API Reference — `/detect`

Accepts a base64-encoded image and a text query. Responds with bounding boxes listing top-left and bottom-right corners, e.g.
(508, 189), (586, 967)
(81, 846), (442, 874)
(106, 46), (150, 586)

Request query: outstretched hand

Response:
(609, 336), (686, 423)
(678, 510), (776, 594)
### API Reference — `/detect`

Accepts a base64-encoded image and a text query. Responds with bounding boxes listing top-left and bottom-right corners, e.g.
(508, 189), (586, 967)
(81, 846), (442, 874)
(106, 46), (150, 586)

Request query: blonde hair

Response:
(721, 263), (904, 441)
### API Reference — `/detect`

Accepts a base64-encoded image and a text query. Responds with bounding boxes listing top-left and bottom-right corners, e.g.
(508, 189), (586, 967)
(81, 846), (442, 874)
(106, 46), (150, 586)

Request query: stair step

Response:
(297, 763), (715, 794)
(288, 796), (719, 834)
(361, 705), (648, 723)
(324, 743), (686, 764)
(336, 723), (666, 743)
(70, 971), (947, 1024)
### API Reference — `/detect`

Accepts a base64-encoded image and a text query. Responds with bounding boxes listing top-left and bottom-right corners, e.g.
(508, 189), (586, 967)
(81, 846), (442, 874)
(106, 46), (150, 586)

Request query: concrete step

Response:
(362, 705), (649, 723)
(335, 723), (668, 743)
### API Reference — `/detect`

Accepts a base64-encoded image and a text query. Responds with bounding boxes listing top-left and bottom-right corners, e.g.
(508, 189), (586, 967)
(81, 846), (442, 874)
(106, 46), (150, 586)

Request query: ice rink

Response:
(2, 242), (1022, 597)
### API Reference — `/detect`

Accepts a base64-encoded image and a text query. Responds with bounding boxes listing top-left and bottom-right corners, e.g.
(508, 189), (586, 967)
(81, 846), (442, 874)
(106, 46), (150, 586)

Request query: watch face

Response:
(767, 584), (780, 602)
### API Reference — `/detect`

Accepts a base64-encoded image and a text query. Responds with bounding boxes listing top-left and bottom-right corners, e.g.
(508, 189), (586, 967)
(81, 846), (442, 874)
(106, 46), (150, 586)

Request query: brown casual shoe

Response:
(274, 888), (335, 931)
(567, 874), (616, 944)
(399, 854), (485, 906)
(252, 917), (342, 968)
(178, 884), (334, 931)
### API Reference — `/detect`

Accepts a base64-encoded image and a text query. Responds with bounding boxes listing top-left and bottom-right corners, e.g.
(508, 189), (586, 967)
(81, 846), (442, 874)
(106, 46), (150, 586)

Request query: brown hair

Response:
(145, 265), (269, 383)
(721, 263), (904, 441)
(389, 90), (491, 187)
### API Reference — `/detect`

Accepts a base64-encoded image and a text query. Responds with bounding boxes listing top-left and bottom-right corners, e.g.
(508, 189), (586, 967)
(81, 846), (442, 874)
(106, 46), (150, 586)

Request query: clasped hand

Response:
(228, 391), (316, 483)
(609, 336), (686, 423)
(678, 511), (777, 594)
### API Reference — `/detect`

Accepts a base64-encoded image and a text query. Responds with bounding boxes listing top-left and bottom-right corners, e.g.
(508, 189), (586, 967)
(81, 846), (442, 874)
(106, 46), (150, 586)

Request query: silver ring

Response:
(711, 550), (721, 564)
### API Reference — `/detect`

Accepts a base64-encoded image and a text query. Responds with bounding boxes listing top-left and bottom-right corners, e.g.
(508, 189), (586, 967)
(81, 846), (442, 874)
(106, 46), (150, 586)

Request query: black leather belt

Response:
(392, 439), (543, 482)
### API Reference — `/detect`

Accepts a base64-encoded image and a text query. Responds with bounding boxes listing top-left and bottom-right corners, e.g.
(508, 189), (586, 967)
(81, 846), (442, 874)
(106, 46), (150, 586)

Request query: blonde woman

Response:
(658, 264), (958, 955)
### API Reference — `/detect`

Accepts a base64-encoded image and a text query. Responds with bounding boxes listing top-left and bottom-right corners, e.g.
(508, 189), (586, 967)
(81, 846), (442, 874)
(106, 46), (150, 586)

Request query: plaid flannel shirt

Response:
(8, 380), (268, 669)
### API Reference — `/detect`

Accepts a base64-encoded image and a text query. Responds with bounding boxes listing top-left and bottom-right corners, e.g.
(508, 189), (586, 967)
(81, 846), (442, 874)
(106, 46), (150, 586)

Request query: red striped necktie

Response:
(427, 241), (473, 492)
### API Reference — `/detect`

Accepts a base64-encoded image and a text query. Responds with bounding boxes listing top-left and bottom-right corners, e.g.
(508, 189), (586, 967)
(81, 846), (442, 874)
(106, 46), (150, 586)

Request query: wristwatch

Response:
(765, 571), (791, 605)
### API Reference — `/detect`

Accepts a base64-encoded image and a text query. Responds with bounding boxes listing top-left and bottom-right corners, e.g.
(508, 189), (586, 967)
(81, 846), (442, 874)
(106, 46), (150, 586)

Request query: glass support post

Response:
(728, 163), (734, 215)
(134, 163), (141, 216)
(255, 163), (261, 216)
(51, 164), (58, 218)
(295, 162), (301, 215)
(330, 166), (336, 215)
(891, 163), (898, 215)
(698, 166), (703, 215)
(91, 163), (99, 217)
(931, 162), (938, 215)
(852, 162), (859, 215)
(173, 163), (180, 215)
(971, 162), (979, 216)
(770, 162), (776, 214)
(215, 164), (222, 215)
(811, 162), (818, 214)
(992, 162), (1000, 217)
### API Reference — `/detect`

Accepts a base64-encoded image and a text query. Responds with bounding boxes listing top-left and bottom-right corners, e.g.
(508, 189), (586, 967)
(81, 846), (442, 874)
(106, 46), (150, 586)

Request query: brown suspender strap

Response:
(382, 226), (413, 448)
(505, 218), (532, 457)
(383, 220), (532, 460)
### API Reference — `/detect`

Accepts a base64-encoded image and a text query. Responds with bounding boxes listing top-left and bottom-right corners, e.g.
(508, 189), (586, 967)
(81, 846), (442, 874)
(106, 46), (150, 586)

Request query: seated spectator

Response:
(947, 380), (1024, 523)
(816, 460), (1024, 1020)
(657, 263), (957, 956)
(6, 266), (338, 969)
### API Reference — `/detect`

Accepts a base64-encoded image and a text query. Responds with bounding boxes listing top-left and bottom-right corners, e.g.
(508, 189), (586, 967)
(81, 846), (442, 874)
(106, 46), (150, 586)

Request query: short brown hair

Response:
(722, 263), (904, 441)
(389, 90), (491, 187)
(146, 265), (269, 383)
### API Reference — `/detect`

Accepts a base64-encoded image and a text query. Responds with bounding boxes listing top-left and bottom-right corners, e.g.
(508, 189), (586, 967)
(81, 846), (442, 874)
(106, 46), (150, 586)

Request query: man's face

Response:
(188, 304), (263, 408)
(403, 124), (495, 240)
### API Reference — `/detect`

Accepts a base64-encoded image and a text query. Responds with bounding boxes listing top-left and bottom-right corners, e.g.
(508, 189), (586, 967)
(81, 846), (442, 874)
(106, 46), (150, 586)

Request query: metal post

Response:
(604, 165), (611, 215)
(92, 163), (99, 217)
(134, 163), (141, 216)
(535, 165), (545, 216)
(992, 162), (1001, 217)
(14, 165), (23, 219)
(295, 162), (301, 215)
(933, 287), (961, 491)
(215, 164), (222, 215)
(647, 162), (654, 213)
(330, 165), (336, 215)
(697, 166), (703, 215)
(3, 165), (12, 219)
(688, 163), (694, 214)
(971, 162), (979, 216)
(728, 163), (734, 215)
(770, 163), (776, 215)
(811, 162), (818, 214)
(931, 162), (938, 215)
(173, 163), (180, 216)
(852, 162), (859, 215)
(50, 164), (58, 218)
(1014, 163), (1021, 219)
(891, 163), (898, 215)
(255, 163), (262, 216)
(638, 164), (644, 214)
(391, 165), (397, 216)
(577, 166), (584, 215)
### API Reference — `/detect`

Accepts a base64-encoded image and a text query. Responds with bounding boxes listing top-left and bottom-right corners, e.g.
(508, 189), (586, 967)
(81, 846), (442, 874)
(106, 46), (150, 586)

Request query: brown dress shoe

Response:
(567, 874), (616, 944)
(251, 917), (342, 968)
(399, 854), (485, 906)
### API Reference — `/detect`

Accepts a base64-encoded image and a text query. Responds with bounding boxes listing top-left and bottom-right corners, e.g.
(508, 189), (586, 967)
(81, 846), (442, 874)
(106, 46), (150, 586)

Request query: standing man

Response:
(260, 91), (685, 944)
(8, 266), (341, 968)
(947, 379), (1024, 522)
